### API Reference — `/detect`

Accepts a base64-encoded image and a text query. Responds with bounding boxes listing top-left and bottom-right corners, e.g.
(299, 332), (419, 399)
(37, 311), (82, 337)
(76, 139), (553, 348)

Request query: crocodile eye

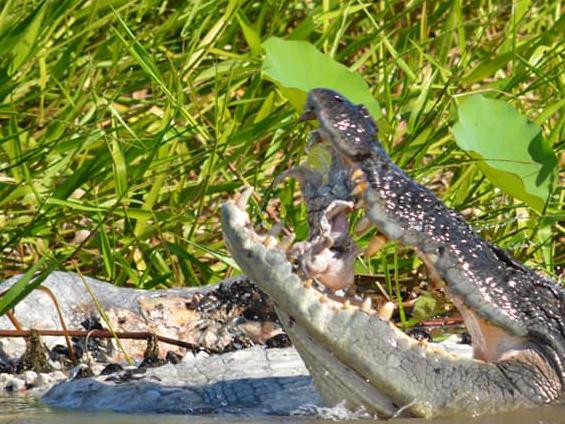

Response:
(333, 95), (344, 103)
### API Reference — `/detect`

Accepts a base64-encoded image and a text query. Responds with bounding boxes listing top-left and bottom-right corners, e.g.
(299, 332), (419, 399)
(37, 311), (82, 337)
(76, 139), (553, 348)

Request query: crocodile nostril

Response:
(437, 246), (445, 256)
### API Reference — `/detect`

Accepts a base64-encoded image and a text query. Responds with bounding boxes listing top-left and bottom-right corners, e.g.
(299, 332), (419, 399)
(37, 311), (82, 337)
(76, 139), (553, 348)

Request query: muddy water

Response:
(0, 394), (563, 424)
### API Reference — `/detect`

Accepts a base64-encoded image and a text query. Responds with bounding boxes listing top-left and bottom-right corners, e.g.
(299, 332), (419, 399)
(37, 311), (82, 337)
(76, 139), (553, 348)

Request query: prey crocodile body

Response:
(221, 89), (565, 418)
(303, 89), (565, 398)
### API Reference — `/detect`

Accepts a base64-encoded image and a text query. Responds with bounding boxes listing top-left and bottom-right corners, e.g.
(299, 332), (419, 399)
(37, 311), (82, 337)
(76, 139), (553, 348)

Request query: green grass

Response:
(0, 0), (563, 302)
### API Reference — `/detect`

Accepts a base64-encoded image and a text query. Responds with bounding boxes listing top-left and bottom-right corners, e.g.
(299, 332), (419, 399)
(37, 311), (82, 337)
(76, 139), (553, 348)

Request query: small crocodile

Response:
(221, 89), (565, 418)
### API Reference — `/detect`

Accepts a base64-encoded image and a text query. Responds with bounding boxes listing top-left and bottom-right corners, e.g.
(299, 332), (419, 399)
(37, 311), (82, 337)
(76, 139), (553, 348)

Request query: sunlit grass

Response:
(0, 0), (563, 298)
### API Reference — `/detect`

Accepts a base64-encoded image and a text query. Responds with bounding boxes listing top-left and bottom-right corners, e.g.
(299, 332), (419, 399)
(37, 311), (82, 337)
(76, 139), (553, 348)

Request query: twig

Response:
(0, 329), (203, 352)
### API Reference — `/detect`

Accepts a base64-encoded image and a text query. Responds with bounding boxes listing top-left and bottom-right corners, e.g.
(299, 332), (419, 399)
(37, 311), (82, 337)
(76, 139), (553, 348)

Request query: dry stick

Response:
(0, 329), (202, 351)
(418, 317), (464, 327)
(36, 286), (77, 365)
(0, 286), (78, 365)
(5, 311), (23, 331)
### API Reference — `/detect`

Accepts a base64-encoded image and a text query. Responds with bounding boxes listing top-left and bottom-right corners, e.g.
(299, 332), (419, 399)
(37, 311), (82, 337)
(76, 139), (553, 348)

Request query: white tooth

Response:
(320, 294), (328, 304)
(304, 279), (313, 289)
(378, 301), (395, 321)
(236, 187), (253, 210)
(361, 296), (372, 313)
(342, 300), (351, 310)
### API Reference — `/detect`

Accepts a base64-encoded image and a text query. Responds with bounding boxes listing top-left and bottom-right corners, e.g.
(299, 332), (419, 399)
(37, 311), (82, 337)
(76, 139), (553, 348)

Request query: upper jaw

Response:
(220, 194), (411, 418)
(299, 106), (317, 122)
(300, 88), (351, 123)
(299, 89), (321, 122)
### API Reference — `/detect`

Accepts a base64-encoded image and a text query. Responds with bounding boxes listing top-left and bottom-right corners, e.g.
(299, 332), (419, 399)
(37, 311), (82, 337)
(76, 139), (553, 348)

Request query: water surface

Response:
(0, 394), (562, 424)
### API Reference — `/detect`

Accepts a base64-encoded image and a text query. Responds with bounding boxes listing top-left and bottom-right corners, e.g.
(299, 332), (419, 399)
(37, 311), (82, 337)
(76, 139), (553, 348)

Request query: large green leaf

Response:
(452, 95), (557, 212)
(262, 37), (380, 120)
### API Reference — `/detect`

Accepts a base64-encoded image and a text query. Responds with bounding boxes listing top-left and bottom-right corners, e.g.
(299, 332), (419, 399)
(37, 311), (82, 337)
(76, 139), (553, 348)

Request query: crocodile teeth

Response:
(304, 279), (313, 289)
(365, 234), (388, 258)
(266, 221), (286, 243)
(342, 300), (352, 310)
(361, 296), (372, 313)
(236, 186), (253, 210)
(378, 301), (395, 321)
(320, 294), (328, 304)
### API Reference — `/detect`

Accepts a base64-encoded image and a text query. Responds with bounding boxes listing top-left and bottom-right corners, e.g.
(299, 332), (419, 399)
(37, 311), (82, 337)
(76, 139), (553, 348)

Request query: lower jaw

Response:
(276, 307), (407, 419)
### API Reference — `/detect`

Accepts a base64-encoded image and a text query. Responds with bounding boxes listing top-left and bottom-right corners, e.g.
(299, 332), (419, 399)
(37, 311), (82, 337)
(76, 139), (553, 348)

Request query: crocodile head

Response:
(301, 88), (377, 158)
(221, 89), (565, 418)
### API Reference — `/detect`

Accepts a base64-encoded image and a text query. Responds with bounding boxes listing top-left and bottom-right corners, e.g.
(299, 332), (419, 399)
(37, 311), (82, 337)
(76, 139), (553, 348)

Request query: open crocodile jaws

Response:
(221, 89), (565, 418)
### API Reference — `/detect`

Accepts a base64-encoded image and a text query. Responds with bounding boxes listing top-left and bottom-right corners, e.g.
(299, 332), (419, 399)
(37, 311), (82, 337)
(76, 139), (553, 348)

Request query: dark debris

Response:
(100, 363), (124, 375)
(406, 327), (433, 342)
(266, 333), (292, 348)
(189, 279), (279, 323)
